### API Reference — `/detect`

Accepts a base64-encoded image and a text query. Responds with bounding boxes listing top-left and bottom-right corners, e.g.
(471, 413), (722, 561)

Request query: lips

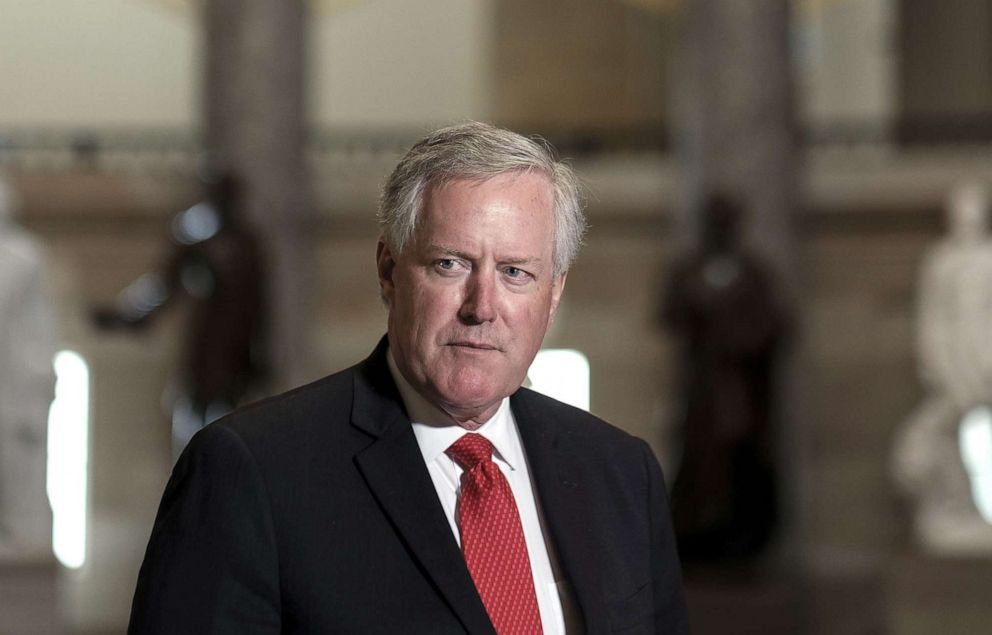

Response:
(448, 341), (499, 351)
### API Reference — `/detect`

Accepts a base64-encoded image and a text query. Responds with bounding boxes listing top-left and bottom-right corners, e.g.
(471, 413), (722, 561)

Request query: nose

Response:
(459, 272), (497, 324)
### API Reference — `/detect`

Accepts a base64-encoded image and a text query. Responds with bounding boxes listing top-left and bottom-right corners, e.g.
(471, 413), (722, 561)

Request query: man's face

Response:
(377, 172), (566, 428)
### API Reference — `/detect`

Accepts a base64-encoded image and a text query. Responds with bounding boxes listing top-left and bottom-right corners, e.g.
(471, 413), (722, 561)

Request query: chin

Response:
(440, 385), (499, 409)
(435, 378), (506, 413)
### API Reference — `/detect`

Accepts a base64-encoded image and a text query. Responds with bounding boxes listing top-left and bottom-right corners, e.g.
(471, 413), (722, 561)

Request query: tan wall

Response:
(0, 0), (198, 127)
(494, 0), (670, 129)
(311, 0), (495, 127)
(0, 0), (493, 129)
(800, 211), (935, 574)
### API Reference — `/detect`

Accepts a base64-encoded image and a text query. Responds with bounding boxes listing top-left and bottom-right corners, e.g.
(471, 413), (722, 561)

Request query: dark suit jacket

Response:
(128, 338), (688, 634)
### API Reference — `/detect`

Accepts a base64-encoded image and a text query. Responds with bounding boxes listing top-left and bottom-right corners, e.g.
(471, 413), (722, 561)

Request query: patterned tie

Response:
(446, 433), (543, 635)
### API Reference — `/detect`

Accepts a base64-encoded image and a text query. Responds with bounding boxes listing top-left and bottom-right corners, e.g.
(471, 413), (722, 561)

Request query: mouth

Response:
(447, 341), (500, 351)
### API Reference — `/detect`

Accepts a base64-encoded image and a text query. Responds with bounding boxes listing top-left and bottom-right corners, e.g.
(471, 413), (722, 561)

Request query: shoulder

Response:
(197, 361), (362, 454)
(511, 387), (652, 459)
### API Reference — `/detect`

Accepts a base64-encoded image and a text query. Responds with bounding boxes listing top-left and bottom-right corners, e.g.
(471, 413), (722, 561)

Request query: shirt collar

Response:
(386, 347), (520, 471)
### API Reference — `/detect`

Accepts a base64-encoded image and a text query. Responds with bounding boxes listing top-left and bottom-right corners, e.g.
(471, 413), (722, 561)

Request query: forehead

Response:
(415, 172), (555, 254)
(422, 172), (553, 217)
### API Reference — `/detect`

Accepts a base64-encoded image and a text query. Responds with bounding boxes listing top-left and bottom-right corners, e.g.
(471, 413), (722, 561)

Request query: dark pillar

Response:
(672, 0), (798, 276)
(204, 0), (313, 390)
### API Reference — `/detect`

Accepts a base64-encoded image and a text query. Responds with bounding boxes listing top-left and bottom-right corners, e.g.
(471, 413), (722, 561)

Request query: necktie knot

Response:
(446, 433), (493, 470)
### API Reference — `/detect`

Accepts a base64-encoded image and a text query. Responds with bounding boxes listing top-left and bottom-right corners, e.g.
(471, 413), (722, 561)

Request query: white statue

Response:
(0, 177), (58, 562)
(894, 183), (992, 555)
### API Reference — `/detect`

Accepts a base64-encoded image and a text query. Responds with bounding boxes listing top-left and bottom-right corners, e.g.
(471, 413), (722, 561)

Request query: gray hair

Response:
(377, 121), (585, 277)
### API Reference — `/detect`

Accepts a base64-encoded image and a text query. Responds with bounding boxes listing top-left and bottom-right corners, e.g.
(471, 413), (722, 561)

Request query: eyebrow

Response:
(426, 244), (543, 268)
(426, 244), (471, 259)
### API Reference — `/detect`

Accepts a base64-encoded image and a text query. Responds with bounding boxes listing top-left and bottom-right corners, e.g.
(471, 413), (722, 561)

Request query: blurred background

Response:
(2, 0), (992, 633)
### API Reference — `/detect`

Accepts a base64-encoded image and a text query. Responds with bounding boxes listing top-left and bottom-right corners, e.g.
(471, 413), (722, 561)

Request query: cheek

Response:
(405, 282), (456, 346)
(396, 271), (433, 315)
(519, 301), (554, 341)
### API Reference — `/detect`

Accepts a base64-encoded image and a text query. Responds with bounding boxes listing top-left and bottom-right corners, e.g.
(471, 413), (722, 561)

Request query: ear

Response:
(548, 272), (567, 321)
(376, 239), (396, 305)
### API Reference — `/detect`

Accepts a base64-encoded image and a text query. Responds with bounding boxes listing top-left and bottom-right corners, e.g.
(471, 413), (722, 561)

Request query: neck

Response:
(442, 402), (502, 431)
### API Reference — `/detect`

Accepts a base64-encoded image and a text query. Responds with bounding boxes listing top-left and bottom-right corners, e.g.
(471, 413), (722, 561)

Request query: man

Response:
(128, 122), (687, 634)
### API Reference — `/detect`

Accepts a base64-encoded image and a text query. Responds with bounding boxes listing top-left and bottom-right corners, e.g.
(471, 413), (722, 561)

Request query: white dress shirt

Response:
(387, 350), (569, 635)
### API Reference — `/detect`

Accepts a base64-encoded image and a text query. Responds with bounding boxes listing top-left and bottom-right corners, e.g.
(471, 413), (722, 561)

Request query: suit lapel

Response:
(351, 342), (495, 635)
(512, 390), (611, 634)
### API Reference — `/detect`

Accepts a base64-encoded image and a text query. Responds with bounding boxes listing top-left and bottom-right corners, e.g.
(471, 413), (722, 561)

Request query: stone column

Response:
(669, 0), (804, 575)
(204, 0), (313, 390)
(671, 0), (797, 276)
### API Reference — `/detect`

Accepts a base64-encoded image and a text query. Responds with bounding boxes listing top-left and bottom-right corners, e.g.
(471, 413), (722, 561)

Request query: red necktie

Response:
(446, 433), (543, 635)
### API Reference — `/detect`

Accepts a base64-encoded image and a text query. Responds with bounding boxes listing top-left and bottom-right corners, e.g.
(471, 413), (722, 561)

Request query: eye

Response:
(502, 266), (533, 284)
(434, 258), (464, 275)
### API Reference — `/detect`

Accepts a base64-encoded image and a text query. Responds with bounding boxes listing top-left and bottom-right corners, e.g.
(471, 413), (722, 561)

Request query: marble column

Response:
(671, 0), (797, 276)
(204, 0), (314, 390)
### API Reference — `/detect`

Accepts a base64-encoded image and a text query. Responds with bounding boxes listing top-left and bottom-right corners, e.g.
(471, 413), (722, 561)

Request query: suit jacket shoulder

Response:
(211, 357), (359, 444)
(512, 386), (646, 447)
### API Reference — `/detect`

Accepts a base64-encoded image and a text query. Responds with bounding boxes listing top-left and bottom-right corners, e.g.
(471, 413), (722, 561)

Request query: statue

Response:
(893, 183), (992, 555)
(95, 171), (269, 458)
(0, 177), (58, 562)
(660, 194), (788, 563)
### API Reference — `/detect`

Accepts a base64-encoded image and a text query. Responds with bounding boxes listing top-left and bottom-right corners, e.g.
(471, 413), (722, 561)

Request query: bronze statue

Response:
(660, 194), (788, 563)
(95, 171), (268, 457)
